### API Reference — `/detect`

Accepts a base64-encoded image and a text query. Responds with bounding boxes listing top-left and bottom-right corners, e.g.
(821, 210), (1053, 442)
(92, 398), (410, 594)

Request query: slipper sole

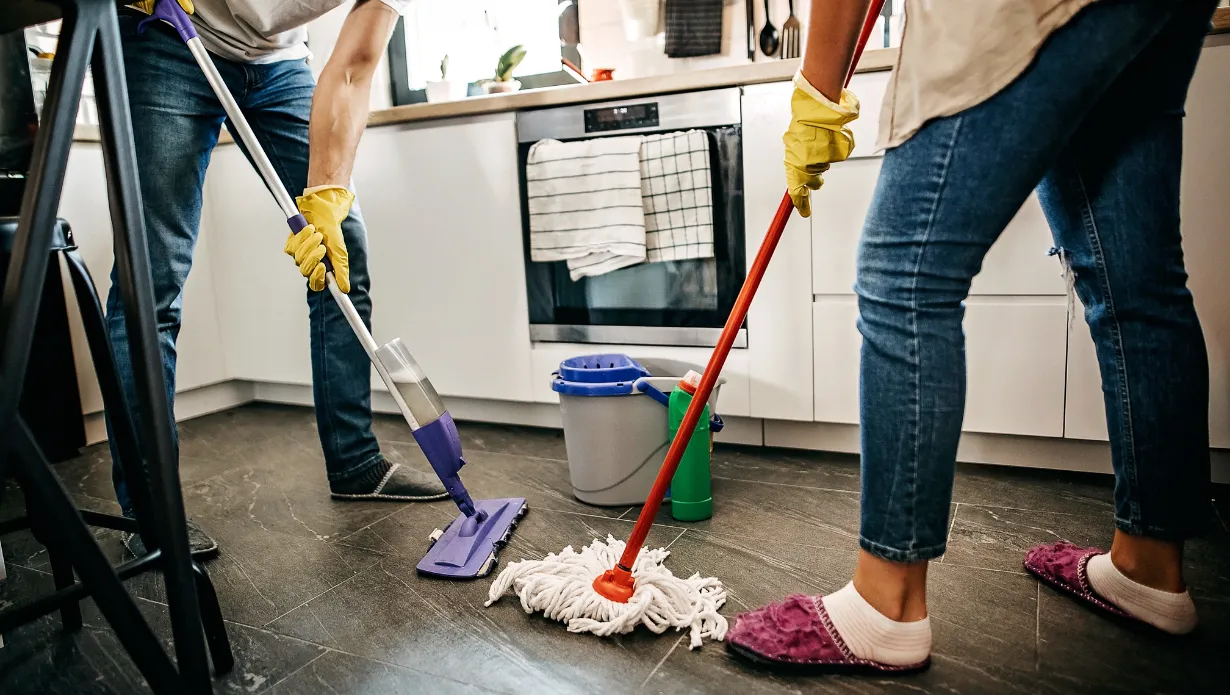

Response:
(1023, 555), (1130, 620)
(725, 640), (930, 675)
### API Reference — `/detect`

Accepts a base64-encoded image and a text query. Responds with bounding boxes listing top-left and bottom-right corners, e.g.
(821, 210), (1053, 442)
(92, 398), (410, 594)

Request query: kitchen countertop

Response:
(70, 7), (1230, 144)
(72, 49), (895, 144)
(366, 48), (895, 128)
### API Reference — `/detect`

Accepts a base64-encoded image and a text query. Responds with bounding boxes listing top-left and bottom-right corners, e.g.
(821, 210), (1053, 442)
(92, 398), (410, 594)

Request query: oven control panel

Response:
(583, 102), (659, 133)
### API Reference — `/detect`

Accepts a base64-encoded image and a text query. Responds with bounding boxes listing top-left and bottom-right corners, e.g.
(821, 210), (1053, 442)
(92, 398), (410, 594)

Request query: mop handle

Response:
(143, 0), (423, 430)
(614, 0), (887, 572)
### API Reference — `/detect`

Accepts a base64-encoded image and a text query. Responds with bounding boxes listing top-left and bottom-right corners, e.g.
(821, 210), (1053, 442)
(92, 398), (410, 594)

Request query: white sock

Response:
(1086, 554), (1198, 635)
(821, 582), (932, 666)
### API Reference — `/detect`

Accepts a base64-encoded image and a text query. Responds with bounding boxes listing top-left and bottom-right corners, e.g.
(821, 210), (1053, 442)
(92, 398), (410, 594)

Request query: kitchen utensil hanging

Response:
(759, 0), (780, 57)
(781, 1), (802, 59)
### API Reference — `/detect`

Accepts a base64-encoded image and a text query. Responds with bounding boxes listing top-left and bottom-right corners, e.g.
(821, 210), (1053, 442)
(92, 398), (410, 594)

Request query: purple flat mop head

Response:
(417, 497), (527, 578)
(411, 412), (527, 578)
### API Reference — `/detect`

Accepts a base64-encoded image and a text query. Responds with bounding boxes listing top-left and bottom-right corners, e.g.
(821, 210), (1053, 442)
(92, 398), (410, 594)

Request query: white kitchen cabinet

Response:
(210, 115), (534, 403)
(352, 115), (534, 403)
(812, 67), (1063, 299)
(813, 296), (1068, 437)
(742, 81), (814, 421)
(204, 143), (312, 386)
(1066, 42), (1230, 448)
(1064, 316), (1106, 442)
(963, 299), (1068, 437)
(812, 298), (859, 425)
(811, 156), (880, 296)
(845, 70), (892, 161)
(811, 159), (1063, 297)
(60, 144), (228, 416)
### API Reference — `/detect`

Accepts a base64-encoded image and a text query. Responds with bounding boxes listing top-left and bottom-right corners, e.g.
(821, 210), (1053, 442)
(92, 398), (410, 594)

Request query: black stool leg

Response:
(48, 545), (83, 631)
(66, 237), (236, 676)
(25, 483), (84, 633)
(92, 7), (210, 691)
(13, 421), (181, 692)
(62, 247), (158, 539)
(193, 562), (235, 675)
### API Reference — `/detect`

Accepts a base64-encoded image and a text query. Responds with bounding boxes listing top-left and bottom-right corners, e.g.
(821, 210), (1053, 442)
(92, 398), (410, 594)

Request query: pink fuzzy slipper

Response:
(1024, 540), (1132, 619)
(725, 594), (930, 674)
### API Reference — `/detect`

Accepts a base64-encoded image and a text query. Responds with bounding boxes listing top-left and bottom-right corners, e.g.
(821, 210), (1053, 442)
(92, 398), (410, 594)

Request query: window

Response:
(24, 22), (98, 126)
(388, 0), (580, 105)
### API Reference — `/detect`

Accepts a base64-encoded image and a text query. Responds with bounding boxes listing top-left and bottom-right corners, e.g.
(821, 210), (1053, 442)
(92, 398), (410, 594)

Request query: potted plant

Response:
(425, 55), (466, 103)
(483, 45), (526, 94)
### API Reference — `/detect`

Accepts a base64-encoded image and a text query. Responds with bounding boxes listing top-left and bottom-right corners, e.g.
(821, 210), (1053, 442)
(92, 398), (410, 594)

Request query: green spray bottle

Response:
(668, 370), (713, 521)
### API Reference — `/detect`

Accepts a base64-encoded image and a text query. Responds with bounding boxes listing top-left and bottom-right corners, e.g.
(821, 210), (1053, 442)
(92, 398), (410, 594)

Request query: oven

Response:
(517, 88), (746, 348)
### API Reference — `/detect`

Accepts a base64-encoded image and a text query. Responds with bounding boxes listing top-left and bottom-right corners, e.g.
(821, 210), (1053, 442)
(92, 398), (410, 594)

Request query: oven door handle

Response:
(634, 378), (724, 433)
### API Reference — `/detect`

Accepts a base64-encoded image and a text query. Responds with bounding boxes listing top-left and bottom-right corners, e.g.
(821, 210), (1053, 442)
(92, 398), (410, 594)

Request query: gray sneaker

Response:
(124, 517), (219, 559)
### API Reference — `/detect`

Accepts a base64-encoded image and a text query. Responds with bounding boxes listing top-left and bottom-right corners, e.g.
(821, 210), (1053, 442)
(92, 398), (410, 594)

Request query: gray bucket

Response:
(552, 354), (723, 506)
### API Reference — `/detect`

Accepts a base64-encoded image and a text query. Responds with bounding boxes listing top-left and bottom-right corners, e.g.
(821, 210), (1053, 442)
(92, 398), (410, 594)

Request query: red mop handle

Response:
(622, 192), (793, 561)
(607, 0), (887, 581)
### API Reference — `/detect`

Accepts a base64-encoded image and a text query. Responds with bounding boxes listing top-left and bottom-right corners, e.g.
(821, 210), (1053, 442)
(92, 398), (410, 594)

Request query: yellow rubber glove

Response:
(285, 186), (354, 293)
(129, 0), (194, 14)
(783, 72), (859, 218)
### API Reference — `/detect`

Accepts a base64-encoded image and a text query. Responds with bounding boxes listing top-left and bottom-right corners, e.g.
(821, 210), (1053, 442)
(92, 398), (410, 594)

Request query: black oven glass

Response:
(520, 126), (745, 336)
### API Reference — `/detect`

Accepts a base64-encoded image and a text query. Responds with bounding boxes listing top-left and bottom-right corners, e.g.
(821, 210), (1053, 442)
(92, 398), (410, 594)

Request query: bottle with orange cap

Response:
(667, 370), (713, 521)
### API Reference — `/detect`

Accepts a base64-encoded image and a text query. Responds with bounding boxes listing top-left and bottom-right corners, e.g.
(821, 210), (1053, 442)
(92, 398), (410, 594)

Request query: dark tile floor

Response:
(2, 403), (1228, 694)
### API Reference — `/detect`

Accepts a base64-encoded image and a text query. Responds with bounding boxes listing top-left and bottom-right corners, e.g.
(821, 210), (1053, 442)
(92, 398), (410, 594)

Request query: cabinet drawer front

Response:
(813, 174), (1065, 297)
(963, 300), (1067, 437)
(743, 82), (815, 421)
(814, 297), (1067, 438)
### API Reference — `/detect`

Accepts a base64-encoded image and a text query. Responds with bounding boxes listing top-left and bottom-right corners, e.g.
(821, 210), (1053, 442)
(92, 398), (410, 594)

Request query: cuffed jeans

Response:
(108, 12), (384, 514)
(856, 0), (1216, 563)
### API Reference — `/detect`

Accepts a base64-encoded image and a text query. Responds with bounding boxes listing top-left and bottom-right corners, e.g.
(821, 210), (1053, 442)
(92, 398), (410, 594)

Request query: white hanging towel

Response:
(526, 136), (647, 281)
(640, 130), (715, 262)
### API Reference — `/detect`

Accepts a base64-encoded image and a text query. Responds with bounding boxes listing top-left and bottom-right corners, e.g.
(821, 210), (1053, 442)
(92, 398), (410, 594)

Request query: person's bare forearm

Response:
(801, 0), (873, 101)
(307, 65), (374, 187)
(306, 1), (399, 188)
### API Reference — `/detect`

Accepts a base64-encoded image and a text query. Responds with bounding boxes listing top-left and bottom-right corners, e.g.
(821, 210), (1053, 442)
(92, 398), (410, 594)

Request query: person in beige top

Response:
(729, 0), (1219, 674)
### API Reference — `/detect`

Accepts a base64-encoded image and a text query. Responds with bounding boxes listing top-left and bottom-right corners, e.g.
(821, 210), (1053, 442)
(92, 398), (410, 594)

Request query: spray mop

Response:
(139, 0), (526, 579)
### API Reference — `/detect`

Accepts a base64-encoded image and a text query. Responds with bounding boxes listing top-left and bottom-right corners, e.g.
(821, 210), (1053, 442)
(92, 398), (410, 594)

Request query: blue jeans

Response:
(108, 12), (384, 514)
(856, 0), (1216, 563)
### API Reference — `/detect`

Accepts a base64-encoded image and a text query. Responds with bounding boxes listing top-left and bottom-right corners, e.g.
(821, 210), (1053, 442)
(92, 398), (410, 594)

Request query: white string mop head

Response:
(485, 535), (727, 649)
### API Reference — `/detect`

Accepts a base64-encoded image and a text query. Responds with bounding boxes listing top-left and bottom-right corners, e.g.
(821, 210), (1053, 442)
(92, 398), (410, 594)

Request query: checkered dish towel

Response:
(526, 136), (647, 281)
(640, 130), (714, 262)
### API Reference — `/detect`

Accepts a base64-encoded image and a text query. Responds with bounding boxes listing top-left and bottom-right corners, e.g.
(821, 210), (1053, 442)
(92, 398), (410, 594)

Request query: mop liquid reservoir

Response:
(373, 338), (526, 579)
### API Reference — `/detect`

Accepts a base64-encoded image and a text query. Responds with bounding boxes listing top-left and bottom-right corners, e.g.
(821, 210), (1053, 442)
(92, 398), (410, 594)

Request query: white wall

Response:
(580, 0), (758, 79)
(578, 0), (900, 80)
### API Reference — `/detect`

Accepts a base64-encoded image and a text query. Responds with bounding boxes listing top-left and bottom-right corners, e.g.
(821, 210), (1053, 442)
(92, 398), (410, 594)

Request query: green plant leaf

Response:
(495, 44), (527, 81)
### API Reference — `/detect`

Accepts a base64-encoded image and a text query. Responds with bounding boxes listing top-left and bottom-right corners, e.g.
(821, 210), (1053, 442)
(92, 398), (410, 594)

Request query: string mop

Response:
(485, 0), (884, 649)
(486, 536), (727, 649)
